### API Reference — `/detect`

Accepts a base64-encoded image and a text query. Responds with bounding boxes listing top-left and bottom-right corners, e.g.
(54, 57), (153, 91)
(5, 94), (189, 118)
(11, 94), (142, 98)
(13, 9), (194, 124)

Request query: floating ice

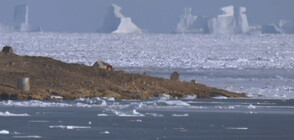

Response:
(145, 113), (164, 117)
(156, 100), (191, 107)
(102, 97), (115, 101)
(226, 127), (248, 130)
(97, 113), (108, 117)
(106, 102), (145, 117)
(0, 130), (9, 134)
(171, 113), (189, 117)
(110, 109), (144, 117)
(213, 96), (228, 99)
(13, 135), (42, 139)
(50, 95), (63, 100)
(182, 95), (197, 100)
(248, 104), (256, 109)
(49, 125), (91, 130)
(100, 131), (110, 134)
(0, 111), (29, 117)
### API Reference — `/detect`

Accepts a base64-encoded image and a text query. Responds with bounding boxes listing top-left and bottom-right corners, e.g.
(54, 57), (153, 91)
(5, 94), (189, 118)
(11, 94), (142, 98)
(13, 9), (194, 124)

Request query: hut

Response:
(93, 61), (113, 71)
(2, 46), (14, 54)
(170, 71), (180, 81)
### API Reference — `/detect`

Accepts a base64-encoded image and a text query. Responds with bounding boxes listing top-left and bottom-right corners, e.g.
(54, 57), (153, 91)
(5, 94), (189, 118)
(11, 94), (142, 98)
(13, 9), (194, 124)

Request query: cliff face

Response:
(0, 52), (245, 100)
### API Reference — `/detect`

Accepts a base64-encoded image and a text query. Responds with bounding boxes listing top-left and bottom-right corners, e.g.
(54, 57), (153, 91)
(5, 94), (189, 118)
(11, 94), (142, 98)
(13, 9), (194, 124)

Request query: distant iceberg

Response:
(13, 4), (31, 32)
(261, 20), (294, 34)
(98, 4), (142, 34)
(0, 4), (42, 33)
(176, 5), (250, 34)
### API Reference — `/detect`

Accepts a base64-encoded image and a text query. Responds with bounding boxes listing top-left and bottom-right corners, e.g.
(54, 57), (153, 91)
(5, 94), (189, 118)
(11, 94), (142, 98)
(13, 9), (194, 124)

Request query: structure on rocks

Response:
(1, 46), (14, 54)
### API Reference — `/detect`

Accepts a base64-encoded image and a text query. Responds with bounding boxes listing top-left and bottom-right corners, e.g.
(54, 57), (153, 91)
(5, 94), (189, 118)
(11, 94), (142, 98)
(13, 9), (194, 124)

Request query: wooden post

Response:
(17, 77), (30, 91)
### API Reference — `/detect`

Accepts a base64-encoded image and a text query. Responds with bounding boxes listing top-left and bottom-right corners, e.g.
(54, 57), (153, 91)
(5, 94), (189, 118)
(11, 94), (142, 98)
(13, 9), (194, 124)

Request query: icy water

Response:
(1, 98), (294, 139)
(1, 33), (294, 139)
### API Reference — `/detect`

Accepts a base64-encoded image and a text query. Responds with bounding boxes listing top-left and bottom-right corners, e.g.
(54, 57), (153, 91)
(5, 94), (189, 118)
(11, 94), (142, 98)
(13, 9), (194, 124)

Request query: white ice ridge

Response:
(176, 5), (249, 34)
(98, 4), (142, 34)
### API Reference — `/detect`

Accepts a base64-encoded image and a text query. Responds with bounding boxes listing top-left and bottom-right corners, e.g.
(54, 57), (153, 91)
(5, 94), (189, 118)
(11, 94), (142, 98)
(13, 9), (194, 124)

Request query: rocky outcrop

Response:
(0, 49), (246, 100)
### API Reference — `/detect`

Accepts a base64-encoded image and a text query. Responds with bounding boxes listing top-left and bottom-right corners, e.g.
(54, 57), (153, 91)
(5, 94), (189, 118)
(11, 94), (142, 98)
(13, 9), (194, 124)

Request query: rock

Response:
(93, 61), (113, 71)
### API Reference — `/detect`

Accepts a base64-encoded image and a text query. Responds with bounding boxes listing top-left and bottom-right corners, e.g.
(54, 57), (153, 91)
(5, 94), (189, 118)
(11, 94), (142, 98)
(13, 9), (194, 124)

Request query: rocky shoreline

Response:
(0, 47), (246, 100)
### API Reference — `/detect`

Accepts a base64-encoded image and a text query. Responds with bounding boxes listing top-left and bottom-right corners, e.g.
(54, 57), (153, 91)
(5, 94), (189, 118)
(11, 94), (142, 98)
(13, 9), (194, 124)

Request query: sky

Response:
(0, 0), (293, 33)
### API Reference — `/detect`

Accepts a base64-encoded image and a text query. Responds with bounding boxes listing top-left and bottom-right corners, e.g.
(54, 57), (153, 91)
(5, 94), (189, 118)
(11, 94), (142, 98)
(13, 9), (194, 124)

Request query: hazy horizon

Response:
(0, 0), (293, 33)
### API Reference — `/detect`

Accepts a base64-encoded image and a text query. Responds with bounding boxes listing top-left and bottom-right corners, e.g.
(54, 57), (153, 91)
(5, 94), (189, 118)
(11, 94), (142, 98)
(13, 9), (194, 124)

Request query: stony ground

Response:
(0, 51), (246, 100)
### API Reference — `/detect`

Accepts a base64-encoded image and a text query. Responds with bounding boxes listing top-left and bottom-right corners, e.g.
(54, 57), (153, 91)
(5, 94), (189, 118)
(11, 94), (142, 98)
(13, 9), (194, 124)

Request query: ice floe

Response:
(0, 111), (29, 117)
(100, 131), (110, 134)
(156, 100), (191, 107)
(13, 135), (43, 139)
(0, 130), (9, 134)
(171, 113), (189, 117)
(49, 125), (91, 130)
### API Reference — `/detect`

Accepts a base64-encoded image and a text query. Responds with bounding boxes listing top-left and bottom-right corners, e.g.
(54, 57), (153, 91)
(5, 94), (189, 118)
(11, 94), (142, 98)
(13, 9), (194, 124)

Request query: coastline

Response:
(0, 50), (246, 100)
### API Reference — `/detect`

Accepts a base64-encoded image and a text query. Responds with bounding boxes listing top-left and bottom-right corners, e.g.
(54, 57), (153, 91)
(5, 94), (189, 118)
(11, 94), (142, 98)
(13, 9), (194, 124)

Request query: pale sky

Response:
(0, 0), (293, 33)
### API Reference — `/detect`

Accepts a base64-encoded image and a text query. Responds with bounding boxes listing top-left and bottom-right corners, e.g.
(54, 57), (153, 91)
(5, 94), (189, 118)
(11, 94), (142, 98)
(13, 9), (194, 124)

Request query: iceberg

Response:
(176, 5), (250, 34)
(13, 4), (30, 32)
(98, 4), (142, 34)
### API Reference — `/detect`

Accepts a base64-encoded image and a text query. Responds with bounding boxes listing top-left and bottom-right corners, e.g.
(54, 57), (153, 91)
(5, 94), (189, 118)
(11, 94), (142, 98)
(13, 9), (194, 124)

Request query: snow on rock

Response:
(176, 5), (249, 34)
(98, 4), (142, 34)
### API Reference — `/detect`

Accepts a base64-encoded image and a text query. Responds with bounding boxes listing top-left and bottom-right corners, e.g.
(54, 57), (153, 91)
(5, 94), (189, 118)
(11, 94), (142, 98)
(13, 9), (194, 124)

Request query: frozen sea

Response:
(1, 33), (294, 139)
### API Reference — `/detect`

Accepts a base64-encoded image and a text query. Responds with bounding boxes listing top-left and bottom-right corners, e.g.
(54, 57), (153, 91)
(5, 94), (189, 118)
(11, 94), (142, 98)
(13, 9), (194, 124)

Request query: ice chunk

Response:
(212, 96), (228, 99)
(171, 113), (189, 117)
(0, 130), (9, 134)
(100, 131), (110, 134)
(248, 104), (256, 109)
(98, 4), (142, 34)
(0, 111), (29, 117)
(182, 95), (197, 100)
(13, 135), (43, 139)
(226, 127), (248, 130)
(156, 100), (191, 107)
(49, 125), (91, 130)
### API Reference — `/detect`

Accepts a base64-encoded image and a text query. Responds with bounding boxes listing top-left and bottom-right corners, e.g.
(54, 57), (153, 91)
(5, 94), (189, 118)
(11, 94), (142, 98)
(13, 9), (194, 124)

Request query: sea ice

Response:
(0, 111), (29, 117)
(49, 125), (91, 130)
(171, 113), (189, 117)
(156, 100), (191, 107)
(12, 135), (43, 139)
(0, 130), (9, 134)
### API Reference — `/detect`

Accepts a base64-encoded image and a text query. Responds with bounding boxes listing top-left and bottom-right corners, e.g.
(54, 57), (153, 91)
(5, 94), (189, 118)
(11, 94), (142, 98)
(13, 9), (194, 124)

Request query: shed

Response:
(2, 46), (14, 54)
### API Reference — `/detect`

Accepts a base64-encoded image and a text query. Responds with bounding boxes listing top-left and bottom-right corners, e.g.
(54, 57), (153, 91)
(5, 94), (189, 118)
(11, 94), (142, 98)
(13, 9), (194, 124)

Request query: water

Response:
(0, 98), (294, 139)
(1, 33), (294, 139)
